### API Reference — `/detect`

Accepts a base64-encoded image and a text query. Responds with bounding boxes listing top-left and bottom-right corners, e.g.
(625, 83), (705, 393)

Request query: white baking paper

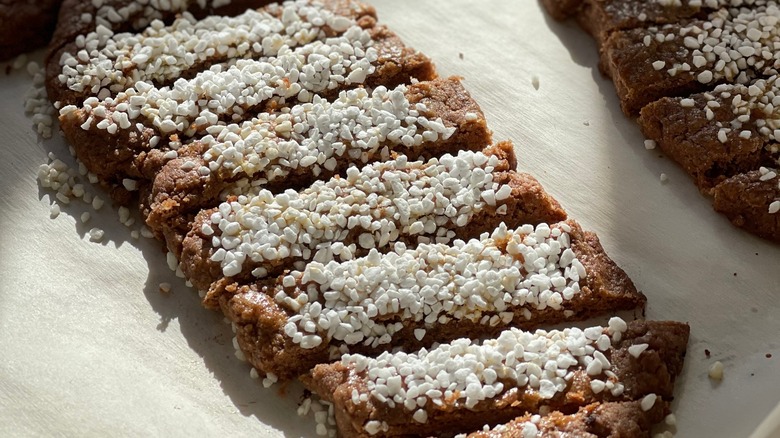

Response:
(1, 1), (778, 436)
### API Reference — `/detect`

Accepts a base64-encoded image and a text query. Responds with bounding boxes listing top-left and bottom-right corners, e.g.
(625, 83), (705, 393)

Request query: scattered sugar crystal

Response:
(92, 196), (105, 211)
(708, 361), (724, 381)
(89, 228), (105, 242)
(12, 54), (27, 70)
(49, 204), (61, 219)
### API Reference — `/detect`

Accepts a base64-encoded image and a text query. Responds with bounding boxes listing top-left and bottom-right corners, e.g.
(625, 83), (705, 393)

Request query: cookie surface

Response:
(0, 0), (61, 61)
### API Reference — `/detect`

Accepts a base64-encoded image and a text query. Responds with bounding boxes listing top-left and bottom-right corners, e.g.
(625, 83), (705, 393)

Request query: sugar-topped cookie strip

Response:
(465, 400), (667, 438)
(640, 76), (780, 189)
(57, 2), (434, 189)
(178, 143), (567, 293)
(541, 0), (766, 43)
(146, 77), (491, 247)
(713, 169), (780, 242)
(52, 0), (278, 42)
(301, 319), (689, 438)
(219, 220), (646, 382)
(639, 76), (780, 240)
(46, 0), (304, 85)
(50, 0), (377, 106)
(541, 0), (713, 22)
(48, 0), (284, 108)
(602, 3), (780, 115)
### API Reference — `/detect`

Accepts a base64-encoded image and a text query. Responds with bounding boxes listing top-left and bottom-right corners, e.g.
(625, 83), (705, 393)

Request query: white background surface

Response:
(1, 1), (779, 436)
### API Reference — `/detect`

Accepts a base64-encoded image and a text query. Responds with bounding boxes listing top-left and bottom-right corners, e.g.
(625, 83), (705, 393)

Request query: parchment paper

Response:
(1, 1), (778, 436)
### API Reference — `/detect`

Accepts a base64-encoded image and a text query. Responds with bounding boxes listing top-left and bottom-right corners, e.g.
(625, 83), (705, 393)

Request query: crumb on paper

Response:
(458, 52), (464, 60)
(583, 121), (590, 126)
(159, 282), (172, 294)
(708, 361), (724, 381)
(531, 74), (540, 90)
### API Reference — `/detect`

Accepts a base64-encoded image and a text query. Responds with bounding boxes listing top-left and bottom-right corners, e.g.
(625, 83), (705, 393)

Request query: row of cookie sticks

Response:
(46, 0), (689, 436)
(543, 0), (780, 242)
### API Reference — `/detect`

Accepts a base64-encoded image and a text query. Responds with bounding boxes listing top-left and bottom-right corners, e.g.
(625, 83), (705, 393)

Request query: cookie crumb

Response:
(159, 282), (172, 294)
(704, 349), (711, 357)
(458, 52), (464, 60)
(708, 361), (724, 381)
(583, 121), (590, 126)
